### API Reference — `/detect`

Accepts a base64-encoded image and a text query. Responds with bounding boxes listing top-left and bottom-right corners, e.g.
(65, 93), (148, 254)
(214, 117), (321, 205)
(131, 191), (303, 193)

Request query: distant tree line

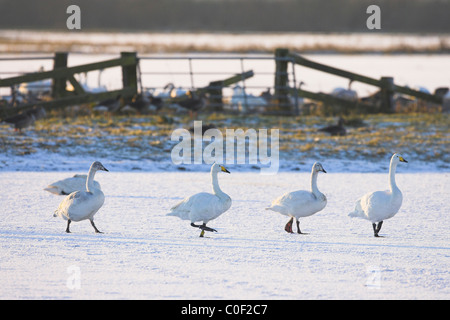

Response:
(0, 0), (448, 33)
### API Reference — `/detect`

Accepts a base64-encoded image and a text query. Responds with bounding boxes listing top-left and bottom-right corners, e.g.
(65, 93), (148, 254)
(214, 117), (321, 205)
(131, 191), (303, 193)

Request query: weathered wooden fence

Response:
(274, 48), (444, 114)
(0, 49), (446, 119)
(0, 52), (139, 120)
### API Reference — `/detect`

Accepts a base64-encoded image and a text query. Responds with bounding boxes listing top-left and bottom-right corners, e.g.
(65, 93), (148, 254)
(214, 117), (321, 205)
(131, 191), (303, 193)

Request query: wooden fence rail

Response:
(294, 88), (377, 112)
(0, 52), (138, 120)
(281, 49), (443, 113)
(1, 49), (446, 119)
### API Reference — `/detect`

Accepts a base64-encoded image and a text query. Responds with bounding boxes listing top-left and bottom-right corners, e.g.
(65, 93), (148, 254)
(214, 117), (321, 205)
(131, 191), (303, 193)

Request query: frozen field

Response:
(0, 170), (448, 299)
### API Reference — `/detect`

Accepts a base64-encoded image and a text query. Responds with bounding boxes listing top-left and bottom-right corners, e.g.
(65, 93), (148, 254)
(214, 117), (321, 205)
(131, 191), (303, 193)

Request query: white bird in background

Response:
(331, 79), (358, 101)
(349, 153), (408, 237)
(331, 87), (358, 101)
(155, 83), (175, 99)
(53, 161), (108, 233)
(167, 163), (232, 237)
(231, 85), (267, 112)
(266, 162), (327, 234)
(45, 174), (101, 195)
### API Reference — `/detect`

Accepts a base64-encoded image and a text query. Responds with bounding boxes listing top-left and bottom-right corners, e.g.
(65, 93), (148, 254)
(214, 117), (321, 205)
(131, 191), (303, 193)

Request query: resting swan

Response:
(266, 162), (327, 234)
(53, 161), (108, 233)
(167, 163), (232, 237)
(349, 153), (407, 237)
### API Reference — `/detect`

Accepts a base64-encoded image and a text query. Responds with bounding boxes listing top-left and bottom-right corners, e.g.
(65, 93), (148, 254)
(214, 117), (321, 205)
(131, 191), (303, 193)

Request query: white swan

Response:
(266, 162), (327, 234)
(230, 85), (267, 112)
(167, 163), (232, 237)
(53, 161), (108, 233)
(349, 153), (408, 237)
(44, 174), (101, 195)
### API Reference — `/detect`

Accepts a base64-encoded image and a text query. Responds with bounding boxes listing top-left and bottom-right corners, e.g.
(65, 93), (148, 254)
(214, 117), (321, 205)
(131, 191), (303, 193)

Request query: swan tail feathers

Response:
(348, 210), (361, 218)
(266, 205), (285, 213)
(348, 199), (365, 218)
(166, 207), (190, 220)
(45, 186), (61, 195)
(53, 209), (62, 218)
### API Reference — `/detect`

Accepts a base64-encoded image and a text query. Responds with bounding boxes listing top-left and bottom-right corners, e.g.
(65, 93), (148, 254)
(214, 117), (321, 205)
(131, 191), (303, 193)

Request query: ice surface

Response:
(0, 170), (448, 299)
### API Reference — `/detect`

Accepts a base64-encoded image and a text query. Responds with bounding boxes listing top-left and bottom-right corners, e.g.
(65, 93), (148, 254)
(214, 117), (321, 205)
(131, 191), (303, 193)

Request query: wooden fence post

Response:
(207, 80), (223, 112)
(380, 76), (394, 113)
(274, 48), (291, 114)
(52, 52), (68, 98)
(121, 52), (138, 99)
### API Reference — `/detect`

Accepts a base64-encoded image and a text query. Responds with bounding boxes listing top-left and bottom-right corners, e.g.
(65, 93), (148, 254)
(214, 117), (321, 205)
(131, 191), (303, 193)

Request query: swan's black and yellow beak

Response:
(220, 165), (230, 174)
(399, 156), (408, 163)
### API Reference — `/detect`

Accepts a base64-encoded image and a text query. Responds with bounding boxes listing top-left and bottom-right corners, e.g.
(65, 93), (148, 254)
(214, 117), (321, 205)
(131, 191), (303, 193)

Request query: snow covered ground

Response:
(0, 169), (448, 299)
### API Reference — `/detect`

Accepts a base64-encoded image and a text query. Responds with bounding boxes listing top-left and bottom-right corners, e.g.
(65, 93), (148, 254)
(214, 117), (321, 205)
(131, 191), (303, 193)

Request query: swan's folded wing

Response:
(167, 194), (200, 220)
(54, 191), (82, 219)
(167, 192), (224, 222)
(267, 190), (315, 213)
(349, 190), (392, 221)
(45, 175), (100, 195)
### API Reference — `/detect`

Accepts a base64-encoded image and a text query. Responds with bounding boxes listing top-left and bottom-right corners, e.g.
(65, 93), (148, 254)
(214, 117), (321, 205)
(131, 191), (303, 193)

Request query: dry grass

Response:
(0, 112), (448, 166)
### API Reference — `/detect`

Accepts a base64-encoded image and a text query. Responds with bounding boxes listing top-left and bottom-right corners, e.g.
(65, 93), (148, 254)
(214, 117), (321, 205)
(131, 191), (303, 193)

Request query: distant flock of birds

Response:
(2, 75), (449, 132)
(48, 153), (407, 238)
(1, 80), (352, 136)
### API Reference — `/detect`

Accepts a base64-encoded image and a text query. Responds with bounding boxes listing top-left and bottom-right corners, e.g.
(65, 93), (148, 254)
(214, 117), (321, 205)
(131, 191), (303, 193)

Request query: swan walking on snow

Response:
(266, 162), (327, 234)
(53, 161), (108, 233)
(167, 163), (232, 237)
(349, 153), (408, 237)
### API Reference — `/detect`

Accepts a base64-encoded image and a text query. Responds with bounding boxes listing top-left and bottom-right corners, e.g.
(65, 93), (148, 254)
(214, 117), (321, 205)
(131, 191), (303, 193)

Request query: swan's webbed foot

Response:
(191, 223), (217, 237)
(295, 219), (308, 234)
(372, 221), (383, 237)
(285, 217), (294, 233)
(90, 220), (103, 234)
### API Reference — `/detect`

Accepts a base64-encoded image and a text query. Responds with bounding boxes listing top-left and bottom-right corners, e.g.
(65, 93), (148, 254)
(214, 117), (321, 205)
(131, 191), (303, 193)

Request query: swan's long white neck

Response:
(389, 158), (399, 193)
(310, 168), (321, 196)
(86, 166), (98, 193)
(211, 169), (227, 198)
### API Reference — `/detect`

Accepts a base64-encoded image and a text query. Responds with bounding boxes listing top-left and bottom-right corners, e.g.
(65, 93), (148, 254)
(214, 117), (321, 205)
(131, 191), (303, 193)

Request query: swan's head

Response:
(392, 153), (408, 164)
(313, 162), (327, 173)
(212, 163), (230, 174)
(91, 161), (109, 172)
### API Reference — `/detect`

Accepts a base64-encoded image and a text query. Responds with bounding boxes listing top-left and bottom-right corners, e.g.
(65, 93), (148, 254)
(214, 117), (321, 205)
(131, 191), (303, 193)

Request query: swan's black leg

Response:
(372, 223), (378, 237)
(296, 218), (308, 234)
(66, 219), (71, 233)
(376, 221), (383, 236)
(90, 219), (103, 233)
(295, 218), (309, 234)
(285, 217), (294, 233)
(373, 221), (383, 237)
